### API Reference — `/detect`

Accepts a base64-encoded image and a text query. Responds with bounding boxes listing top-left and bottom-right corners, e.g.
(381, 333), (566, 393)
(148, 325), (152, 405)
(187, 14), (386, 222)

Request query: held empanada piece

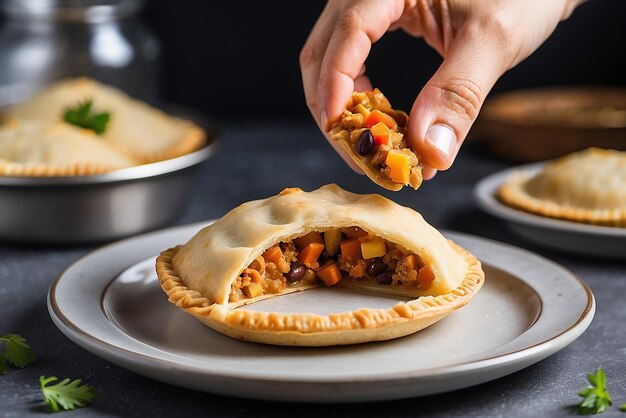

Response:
(329, 89), (423, 191)
(499, 148), (626, 226)
(156, 184), (484, 346)
(8, 78), (205, 163)
(0, 120), (138, 176)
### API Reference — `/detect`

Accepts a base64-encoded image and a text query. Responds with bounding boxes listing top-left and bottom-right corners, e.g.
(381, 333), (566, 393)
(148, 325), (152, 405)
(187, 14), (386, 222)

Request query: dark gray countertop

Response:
(1, 121), (624, 417)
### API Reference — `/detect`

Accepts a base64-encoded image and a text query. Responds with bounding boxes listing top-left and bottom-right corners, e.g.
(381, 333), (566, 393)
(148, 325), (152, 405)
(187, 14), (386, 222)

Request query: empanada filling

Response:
(329, 90), (423, 189)
(229, 227), (435, 303)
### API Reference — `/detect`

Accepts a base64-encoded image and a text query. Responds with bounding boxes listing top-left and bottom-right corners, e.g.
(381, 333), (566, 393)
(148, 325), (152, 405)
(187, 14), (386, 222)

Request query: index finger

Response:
(317, 0), (405, 130)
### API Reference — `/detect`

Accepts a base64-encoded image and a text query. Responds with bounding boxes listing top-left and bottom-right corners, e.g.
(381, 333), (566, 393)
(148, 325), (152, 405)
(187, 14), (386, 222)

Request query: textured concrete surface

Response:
(1, 121), (624, 417)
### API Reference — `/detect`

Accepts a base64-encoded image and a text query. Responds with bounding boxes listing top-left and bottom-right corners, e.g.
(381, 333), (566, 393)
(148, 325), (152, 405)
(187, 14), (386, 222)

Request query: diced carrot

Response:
(317, 262), (342, 286)
(340, 238), (362, 261)
(364, 109), (398, 130)
(297, 242), (325, 265)
(385, 150), (410, 184)
(417, 265), (435, 289)
(341, 226), (368, 238)
(294, 232), (323, 251)
(370, 122), (390, 145)
(262, 246), (283, 265)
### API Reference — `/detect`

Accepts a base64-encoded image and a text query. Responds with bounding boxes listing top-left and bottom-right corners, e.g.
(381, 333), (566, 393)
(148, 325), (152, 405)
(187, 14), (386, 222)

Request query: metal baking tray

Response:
(0, 118), (218, 245)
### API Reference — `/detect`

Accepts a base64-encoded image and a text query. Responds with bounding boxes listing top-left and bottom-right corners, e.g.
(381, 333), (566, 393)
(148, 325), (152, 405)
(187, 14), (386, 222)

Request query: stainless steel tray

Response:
(0, 121), (218, 244)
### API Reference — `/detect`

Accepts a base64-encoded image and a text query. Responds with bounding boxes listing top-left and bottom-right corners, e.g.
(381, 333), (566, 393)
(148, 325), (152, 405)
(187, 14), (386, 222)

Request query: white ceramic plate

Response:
(474, 163), (626, 259)
(48, 222), (594, 402)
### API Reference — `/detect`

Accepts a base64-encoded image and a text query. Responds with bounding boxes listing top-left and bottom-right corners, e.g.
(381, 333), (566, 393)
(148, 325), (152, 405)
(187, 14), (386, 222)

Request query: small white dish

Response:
(48, 222), (594, 402)
(475, 163), (626, 259)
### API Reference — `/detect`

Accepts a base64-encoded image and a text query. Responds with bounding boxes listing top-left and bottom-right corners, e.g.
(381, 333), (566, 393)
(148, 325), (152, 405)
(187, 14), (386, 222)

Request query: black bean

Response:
(376, 270), (394, 285)
(285, 261), (306, 282)
(356, 130), (374, 155)
(366, 258), (387, 277)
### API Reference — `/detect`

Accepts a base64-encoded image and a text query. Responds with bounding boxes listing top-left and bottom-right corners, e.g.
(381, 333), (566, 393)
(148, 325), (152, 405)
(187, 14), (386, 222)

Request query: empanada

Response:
(499, 148), (626, 226)
(8, 78), (205, 163)
(329, 89), (422, 191)
(0, 120), (137, 176)
(156, 184), (484, 346)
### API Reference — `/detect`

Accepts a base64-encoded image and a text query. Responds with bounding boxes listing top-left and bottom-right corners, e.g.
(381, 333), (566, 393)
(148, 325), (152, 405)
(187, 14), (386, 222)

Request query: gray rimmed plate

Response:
(48, 222), (594, 402)
(474, 163), (626, 259)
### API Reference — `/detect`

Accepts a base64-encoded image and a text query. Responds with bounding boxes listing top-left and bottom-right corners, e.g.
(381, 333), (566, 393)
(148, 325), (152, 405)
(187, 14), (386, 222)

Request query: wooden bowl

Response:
(472, 87), (626, 162)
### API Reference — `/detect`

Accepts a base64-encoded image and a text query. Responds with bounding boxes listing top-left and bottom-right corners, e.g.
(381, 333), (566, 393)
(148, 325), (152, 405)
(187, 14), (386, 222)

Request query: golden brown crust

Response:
(498, 148), (626, 227)
(0, 161), (129, 176)
(156, 242), (484, 346)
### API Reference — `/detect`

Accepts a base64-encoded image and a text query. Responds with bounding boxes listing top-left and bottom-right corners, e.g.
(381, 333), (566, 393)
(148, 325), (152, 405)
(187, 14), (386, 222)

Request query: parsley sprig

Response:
(0, 333), (34, 373)
(40, 375), (96, 412)
(62, 99), (110, 135)
(578, 368), (613, 414)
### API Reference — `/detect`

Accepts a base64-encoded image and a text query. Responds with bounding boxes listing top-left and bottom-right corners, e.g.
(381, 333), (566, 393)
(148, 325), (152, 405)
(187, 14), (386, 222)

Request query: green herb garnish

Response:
(620, 403), (626, 412)
(0, 333), (34, 372)
(40, 375), (96, 412)
(62, 99), (110, 135)
(579, 368), (613, 414)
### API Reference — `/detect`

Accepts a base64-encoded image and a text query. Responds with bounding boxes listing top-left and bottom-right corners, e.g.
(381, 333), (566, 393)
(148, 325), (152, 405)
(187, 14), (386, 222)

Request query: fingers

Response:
(317, 0), (404, 129)
(407, 27), (508, 171)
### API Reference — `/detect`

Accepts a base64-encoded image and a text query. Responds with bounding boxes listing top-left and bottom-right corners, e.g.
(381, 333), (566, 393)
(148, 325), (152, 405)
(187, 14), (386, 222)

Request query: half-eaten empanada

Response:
(156, 184), (484, 346)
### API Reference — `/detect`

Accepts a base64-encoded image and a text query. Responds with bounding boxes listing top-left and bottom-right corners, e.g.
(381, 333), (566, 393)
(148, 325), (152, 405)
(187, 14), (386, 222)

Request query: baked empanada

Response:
(8, 78), (205, 163)
(329, 89), (422, 191)
(156, 184), (484, 346)
(499, 148), (626, 226)
(0, 120), (137, 176)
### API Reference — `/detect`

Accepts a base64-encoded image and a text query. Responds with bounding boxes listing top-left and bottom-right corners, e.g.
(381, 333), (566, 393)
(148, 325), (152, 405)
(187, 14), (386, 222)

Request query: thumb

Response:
(407, 34), (507, 171)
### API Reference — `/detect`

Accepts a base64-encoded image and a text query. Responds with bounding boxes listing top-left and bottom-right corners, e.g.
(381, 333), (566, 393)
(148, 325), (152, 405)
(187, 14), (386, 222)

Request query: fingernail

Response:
(320, 110), (328, 131)
(425, 124), (456, 162)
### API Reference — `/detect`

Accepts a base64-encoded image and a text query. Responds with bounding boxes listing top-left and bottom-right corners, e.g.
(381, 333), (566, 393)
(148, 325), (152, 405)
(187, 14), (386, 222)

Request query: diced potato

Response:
(324, 229), (342, 256)
(352, 103), (371, 118)
(364, 109), (398, 130)
(297, 242), (325, 265)
(404, 254), (418, 271)
(385, 150), (410, 184)
(243, 282), (264, 298)
(317, 262), (342, 286)
(262, 246), (283, 265)
(340, 238), (362, 261)
(361, 238), (387, 259)
(294, 232), (323, 251)
(370, 122), (390, 145)
(417, 265), (435, 289)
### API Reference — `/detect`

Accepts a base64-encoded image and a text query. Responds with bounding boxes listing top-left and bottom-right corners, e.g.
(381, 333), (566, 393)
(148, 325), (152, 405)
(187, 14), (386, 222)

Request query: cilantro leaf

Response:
(578, 368), (612, 414)
(0, 353), (5, 375)
(62, 99), (110, 135)
(40, 375), (96, 412)
(620, 403), (626, 412)
(0, 333), (34, 368)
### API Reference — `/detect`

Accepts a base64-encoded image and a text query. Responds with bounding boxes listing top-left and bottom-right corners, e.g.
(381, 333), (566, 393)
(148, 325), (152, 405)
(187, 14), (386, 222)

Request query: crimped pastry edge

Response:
(123, 123), (206, 164)
(498, 172), (626, 227)
(0, 160), (131, 177)
(155, 241), (484, 346)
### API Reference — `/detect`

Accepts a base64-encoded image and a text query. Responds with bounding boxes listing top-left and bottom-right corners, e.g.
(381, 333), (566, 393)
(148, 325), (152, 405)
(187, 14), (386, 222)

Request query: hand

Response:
(300, 0), (583, 178)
